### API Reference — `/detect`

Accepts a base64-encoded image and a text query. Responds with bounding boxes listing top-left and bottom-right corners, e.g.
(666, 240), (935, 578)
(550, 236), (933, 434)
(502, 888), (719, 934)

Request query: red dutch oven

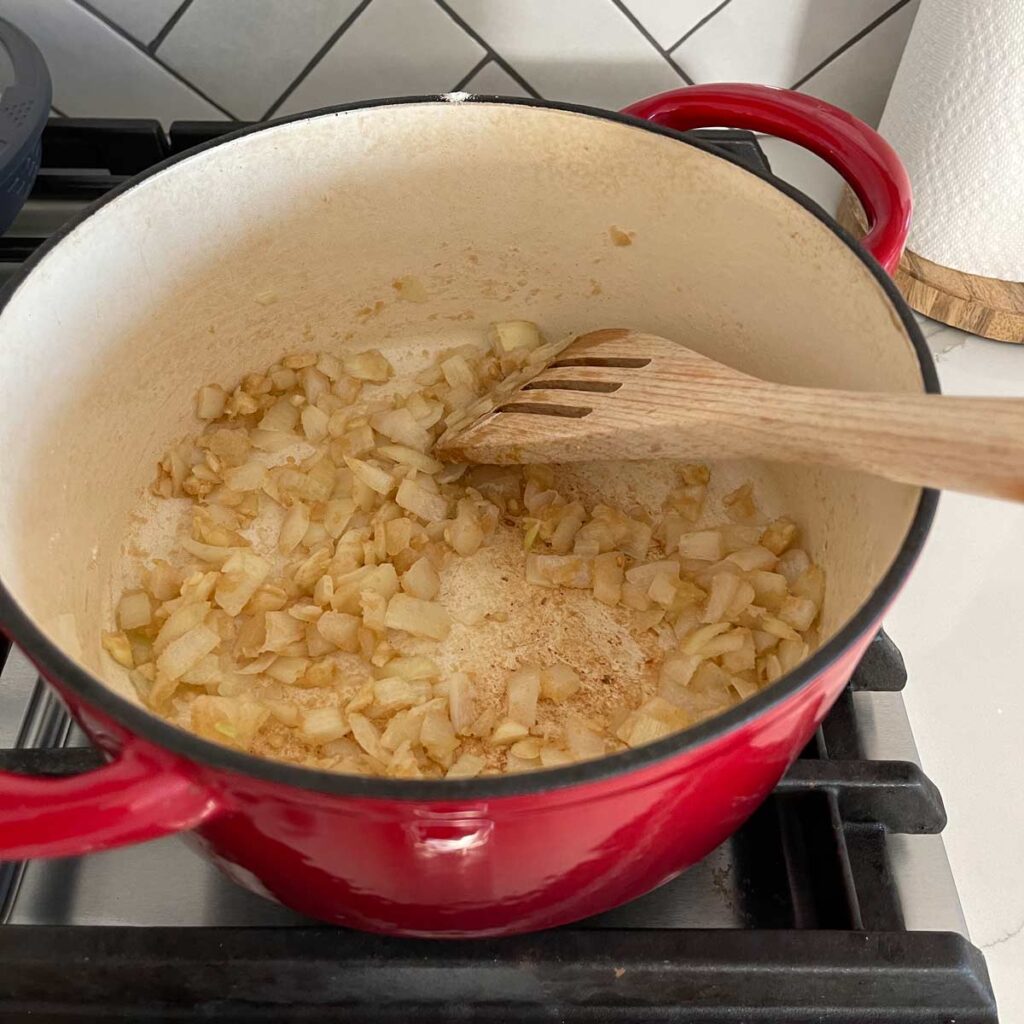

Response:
(0, 85), (934, 937)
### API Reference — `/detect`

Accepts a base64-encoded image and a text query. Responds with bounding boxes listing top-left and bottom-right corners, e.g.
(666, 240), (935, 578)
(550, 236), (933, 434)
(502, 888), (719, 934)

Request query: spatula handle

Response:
(758, 386), (1024, 501)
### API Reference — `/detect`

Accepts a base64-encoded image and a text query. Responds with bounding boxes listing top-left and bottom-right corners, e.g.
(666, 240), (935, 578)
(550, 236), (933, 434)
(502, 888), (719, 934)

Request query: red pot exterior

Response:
(0, 84), (922, 937)
(52, 629), (870, 937)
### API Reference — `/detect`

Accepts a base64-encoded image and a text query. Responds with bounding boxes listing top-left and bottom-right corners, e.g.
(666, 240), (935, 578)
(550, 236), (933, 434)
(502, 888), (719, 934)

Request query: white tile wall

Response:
(445, 0), (683, 109)
(1, 0), (919, 128)
(0, 0), (222, 121)
(86, 0), (182, 45)
(277, 0), (484, 116)
(159, 0), (364, 119)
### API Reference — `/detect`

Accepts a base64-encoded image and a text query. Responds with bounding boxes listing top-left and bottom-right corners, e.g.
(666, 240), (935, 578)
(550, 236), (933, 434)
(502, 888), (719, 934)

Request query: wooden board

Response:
(837, 188), (1024, 344)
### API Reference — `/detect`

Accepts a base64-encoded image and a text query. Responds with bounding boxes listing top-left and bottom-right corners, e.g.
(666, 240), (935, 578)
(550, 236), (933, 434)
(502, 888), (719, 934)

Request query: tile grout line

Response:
(452, 55), (492, 93)
(70, 0), (239, 120)
(608, 0), (693, 85)
(148, 0), (195, 52)
(666, 0), (734, 55)
(790, 0), (916, 89)
(433, 0), (542, 100)
(261, 0), (374, 120)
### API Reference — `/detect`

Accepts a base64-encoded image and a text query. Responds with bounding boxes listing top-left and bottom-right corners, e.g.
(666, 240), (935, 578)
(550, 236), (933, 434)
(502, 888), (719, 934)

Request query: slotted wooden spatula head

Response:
(436, 326), (1024, 503)
(436, 328), (746, 465)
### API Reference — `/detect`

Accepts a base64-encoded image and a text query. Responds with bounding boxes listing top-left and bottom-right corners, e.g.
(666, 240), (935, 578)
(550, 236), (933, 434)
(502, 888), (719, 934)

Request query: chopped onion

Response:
(384, 593), (451, 639)
(540, 662), (581, 703)
(506, 665), (541, 726)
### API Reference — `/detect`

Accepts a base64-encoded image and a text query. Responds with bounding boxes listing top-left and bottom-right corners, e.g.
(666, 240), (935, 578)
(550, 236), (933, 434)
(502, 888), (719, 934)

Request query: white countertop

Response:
(761, 137), (1024, 1021)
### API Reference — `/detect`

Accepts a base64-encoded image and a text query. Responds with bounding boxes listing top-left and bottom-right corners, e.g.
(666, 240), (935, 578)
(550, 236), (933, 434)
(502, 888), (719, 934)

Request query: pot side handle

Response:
(0, 740), (221, 859)
(623, 83), (911, 274)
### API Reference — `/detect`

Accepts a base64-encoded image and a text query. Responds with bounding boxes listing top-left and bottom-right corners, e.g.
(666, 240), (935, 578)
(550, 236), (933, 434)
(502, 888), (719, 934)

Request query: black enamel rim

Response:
(0, 95), (939, 801)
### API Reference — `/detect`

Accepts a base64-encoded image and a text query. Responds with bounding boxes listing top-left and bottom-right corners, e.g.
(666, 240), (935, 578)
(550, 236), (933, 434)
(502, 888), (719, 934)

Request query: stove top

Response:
(0, 119), (999, 1022)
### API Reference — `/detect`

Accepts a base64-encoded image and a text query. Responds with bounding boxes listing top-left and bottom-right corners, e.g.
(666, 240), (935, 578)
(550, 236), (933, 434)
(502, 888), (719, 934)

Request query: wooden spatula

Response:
(436, 328), (1024, 502)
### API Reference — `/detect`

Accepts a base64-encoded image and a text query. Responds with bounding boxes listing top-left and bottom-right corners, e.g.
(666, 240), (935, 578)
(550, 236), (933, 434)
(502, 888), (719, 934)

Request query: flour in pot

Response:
(102, 321), (825, 778)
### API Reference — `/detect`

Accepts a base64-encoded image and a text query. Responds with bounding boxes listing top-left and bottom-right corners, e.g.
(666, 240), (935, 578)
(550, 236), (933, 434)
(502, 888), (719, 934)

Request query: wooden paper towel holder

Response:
(837, 186), (1024, 343)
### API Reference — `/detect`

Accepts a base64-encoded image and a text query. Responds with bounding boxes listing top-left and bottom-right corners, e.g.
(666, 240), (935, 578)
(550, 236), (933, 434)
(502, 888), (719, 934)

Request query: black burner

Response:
(0, 120), (999, 1023)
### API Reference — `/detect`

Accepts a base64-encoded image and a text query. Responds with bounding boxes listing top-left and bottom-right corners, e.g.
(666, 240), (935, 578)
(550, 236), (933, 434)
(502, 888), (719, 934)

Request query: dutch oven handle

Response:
(0, 737), (221, 859)
(623, 83), (911, 274)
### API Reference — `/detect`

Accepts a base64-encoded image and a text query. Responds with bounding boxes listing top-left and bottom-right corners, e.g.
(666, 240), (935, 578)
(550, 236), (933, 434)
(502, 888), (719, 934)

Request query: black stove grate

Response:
(0, 119), (998, 1022)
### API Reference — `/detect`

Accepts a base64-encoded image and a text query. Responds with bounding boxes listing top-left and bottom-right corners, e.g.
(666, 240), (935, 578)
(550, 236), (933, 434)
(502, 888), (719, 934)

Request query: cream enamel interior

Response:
(0, 100), (924, 712)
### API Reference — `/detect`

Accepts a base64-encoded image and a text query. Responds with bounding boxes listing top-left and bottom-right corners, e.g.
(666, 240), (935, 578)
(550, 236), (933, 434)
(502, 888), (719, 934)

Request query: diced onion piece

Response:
(376, 444), (442, 474)
(401, 556), (440, 601)
(760, 615), (802, 642)
(385, 593), (451, 639)
(259, 397), (299, 432)
(196, 384), (227, 420)
(262, 609), (306, 652)
(181, 538), (243, 565)
(625, 560), (678, 589)
(266, 655), (310, 685)
(760, 517), (797, 556)
(343, 349), (393, 383)
(447, 671), (476, 734)
(215, 550), (271, 616)
(702, 572), (740, 623)
(301, 404), (329, 443)
(647, 572), (679, 608)
(278, 501), (311, 555)
(616, 712), (673, 748)
(539, 746), (573, 768)
(192, 696), (268, 750)
(723, 483), (757, 522)
(101, 631), (134, 668)
(525, 554), (592, 589)
(506, 665), (540, 726)
(748, 570), (788, 612)
(396, 477), (449, 523)
(592, 551), (624, 606)
(659, 651), (702, 702)
(301, 706), (349, 744)
(490, 320), (541, 353)
(446, 512), (484, 557)
(698, 629), (745, 658)
(156, 624), (220, 681)
(317, 610), (361, 652)
(447, 751), (486, 779)
(349, 712), (388, 762)
(619, 582), (650, 611)
(550, 502), (586, 555)
(791, 565), (825, 608)
(344, 456), (396, 496)
(777, 637), (809, 673)
(359, 590), (386, 632)
(420, 709), (458, 767)
(777, 548), (812, 584)
(778, 594), (817, 632)
(564, 717), (605, 760)
(540, 662), (581, 703)
(153, 600), (211, 654)
(726, 546), (777, 572)
(222, 460), (267, 492)
(678, 530), (723, 561)
(117, 590), (152, 630)
(144, 561), (182, 601)
(374, 677), (432, 712)
(681, 621), (732, 655)
(488, 718), (529, 746)
(510, 737), (542, 760)
(370, 408), (430, 450)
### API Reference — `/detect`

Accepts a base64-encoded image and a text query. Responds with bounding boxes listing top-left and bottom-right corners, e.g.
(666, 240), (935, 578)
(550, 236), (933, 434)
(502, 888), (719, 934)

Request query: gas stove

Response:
(0, 120), (999, 1022)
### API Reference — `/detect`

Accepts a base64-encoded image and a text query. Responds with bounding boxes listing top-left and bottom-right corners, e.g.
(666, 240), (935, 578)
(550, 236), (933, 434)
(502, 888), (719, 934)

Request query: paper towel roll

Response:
(879, 0), (1024, 281)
